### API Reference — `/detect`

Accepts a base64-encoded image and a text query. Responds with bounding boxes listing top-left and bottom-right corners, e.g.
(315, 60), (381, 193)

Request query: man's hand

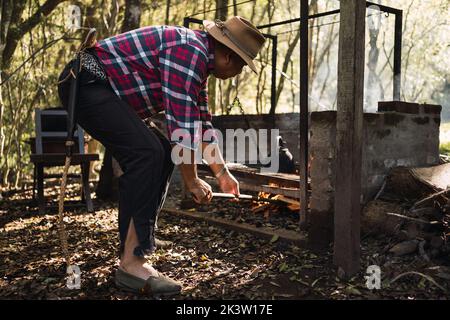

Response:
(217, 171), (240, 197)
(187, 177), (213, 204)
(175, 145), (213, 205)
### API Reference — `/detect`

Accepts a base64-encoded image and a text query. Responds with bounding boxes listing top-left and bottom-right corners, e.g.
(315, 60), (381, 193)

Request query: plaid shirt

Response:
(93, 26), (216, 149)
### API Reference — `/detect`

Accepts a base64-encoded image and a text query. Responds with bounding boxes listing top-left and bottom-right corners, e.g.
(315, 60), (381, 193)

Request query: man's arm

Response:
(175, 145), (212, 204)
(175, 142), (240, 204)
(202, 142), (240, 197)
(196, 77), (240, 197)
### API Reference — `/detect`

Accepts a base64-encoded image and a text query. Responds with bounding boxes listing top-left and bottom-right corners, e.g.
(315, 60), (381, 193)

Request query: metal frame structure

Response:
(257, 1), (403, 99)
(183, 17), (279, 115)
(183, 1), (403, 229)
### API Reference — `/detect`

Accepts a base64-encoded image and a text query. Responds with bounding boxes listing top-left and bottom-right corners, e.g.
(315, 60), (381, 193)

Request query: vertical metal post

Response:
(264, 33), (278, 118)
(268, 35), (278, 117)
(393, 10), (402, 100)
(299, 0), (309, 228)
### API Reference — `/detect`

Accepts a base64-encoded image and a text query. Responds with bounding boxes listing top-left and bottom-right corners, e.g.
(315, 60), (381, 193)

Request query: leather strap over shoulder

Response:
(77, 28), (97, 52)
(57, 28), (98, 85)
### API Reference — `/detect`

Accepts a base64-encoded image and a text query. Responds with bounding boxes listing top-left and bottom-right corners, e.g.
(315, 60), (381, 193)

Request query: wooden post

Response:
(333, 0), (365, 277)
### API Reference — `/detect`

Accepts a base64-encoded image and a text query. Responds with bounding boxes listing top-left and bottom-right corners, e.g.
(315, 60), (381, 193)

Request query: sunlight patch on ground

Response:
(2, 215), (49, 232)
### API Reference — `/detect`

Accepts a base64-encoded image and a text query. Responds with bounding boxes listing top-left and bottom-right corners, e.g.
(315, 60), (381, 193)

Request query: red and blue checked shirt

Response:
(93, 26), (216, 149)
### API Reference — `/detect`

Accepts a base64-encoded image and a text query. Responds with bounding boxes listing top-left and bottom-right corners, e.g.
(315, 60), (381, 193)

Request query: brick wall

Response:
(308, 101), (441, 244)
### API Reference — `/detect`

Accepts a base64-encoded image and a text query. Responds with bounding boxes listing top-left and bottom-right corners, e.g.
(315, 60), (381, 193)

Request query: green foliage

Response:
(0, 0), (301, 187)
(439, 142), (450, 156)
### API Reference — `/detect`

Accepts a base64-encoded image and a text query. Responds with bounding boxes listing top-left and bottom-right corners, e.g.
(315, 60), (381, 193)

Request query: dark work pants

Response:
(57, 60), (174, 257)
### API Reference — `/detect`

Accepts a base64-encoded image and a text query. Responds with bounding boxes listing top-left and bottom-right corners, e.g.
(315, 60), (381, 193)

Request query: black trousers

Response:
(57, 60), (174, 257)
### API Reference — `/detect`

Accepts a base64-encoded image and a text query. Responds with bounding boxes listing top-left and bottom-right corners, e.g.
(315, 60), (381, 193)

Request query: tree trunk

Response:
(308, 0), (318, 97)
(1, 0), (66, 70)
(367, 1), (384, 109)
(121, 0), (141, 33)
(209, 0), (228, 115)
(274, 31), (300, 107)
(0, 2), (9, 171)
(0, 72), (4, 173)
(165, 0), (171, 25)
(0, 0), (65, 185)
(215, 0), (229, 20)
(208, 78), (216, 114)
(102, 0), (120, 36)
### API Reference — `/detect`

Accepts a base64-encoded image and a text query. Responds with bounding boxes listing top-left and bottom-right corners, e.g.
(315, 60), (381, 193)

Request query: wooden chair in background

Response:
(30, 108), (99, 214)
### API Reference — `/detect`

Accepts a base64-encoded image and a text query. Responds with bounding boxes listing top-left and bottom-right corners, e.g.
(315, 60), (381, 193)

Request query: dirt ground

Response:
(0, 181), (449, 300)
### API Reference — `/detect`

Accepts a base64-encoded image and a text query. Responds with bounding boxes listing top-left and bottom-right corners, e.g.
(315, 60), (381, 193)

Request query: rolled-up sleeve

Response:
(159, 44), (213, 150)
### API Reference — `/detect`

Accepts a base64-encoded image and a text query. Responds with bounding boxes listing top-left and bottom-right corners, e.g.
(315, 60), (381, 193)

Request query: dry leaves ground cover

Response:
(0, 182), (448, 300)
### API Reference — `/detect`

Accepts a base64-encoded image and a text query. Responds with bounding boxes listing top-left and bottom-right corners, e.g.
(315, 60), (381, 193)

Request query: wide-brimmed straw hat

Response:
(203, 16), (266, 74)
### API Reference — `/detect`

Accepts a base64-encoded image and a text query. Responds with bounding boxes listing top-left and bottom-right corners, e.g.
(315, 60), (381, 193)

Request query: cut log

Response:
(251, 203), (272, 214)
(385, 163), (450, 202)
(275, 195), (300, 206)
(361, 200), (405, 235)
(287, 204), (301, 211)
(273, 195), (300, 211)
(389, 240), (419, 256)
(410, 163), (450, 190)
(384, 167), (435, 200)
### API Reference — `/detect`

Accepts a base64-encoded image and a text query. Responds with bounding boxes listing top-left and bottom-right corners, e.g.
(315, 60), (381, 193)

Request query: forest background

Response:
(0, 0), (448, 190)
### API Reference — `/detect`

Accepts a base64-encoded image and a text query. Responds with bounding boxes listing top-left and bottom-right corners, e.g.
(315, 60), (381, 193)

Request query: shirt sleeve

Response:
(159, 44), (212, 150)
